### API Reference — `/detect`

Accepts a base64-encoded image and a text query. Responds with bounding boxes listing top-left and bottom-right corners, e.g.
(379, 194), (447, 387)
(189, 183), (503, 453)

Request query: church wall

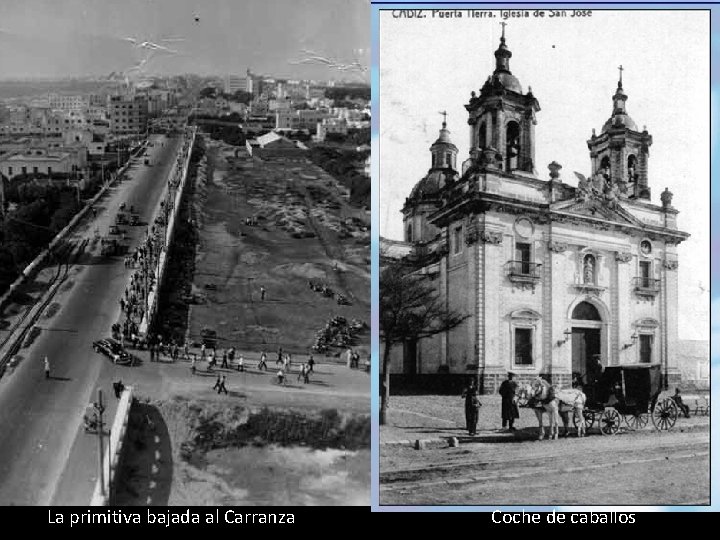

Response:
(445, 220), (475, 374)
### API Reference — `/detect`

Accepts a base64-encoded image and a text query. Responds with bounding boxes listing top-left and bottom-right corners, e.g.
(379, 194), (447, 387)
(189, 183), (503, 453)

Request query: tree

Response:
(380, 257), (469, 425)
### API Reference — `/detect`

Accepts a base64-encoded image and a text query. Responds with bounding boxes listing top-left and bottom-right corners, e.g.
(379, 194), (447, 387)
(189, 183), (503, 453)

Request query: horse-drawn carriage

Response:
(518, 363), (678, 439)
(576, 363), (678, 435)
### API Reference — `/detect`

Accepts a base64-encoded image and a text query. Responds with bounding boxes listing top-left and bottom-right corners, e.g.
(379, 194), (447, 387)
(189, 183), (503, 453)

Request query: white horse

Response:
(518, 378), (587, 440)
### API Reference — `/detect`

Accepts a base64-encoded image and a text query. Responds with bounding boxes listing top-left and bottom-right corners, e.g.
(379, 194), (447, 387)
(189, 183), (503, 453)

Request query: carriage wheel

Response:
(600, 408), (621, 435)
(625, 412), (649, 430)
(573, 410), (595, 430)
(651, 398), (678, 431)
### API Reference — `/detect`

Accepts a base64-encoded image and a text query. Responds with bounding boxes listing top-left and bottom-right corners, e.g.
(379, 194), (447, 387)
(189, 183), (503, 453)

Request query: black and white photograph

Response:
(0, 0), (370, 506)
(379, 8), (710, 505)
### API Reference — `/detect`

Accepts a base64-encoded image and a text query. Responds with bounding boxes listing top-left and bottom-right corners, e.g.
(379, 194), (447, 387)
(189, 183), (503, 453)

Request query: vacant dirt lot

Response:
(186, 142), (369, 358)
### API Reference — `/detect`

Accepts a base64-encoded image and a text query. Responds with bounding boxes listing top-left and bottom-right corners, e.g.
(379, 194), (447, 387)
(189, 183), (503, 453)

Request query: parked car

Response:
(92, 338), (133, 365)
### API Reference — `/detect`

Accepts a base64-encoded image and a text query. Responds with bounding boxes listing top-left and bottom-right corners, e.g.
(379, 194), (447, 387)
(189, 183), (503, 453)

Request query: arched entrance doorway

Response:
(570, 301), (603, 385)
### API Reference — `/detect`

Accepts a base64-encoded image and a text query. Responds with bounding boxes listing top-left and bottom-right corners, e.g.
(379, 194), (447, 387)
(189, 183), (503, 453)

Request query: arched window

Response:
(582, 254), (596, 284)
(478, 122), (487, 149)
(445, 152), (452, 169)
(627, 154), (637, 182)
(505, 121), (520, 171)
(431, 153), (437, 168)
(406, 223), (413, 242)
(600, 156), (611, 178)
(572, 301), (601, 321)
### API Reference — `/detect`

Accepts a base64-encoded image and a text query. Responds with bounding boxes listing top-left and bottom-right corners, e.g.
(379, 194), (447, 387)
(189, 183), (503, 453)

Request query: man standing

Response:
(499, 372), (520, 431)
(237, 355), (244, 372)
(258, 351), (267, 371)
(191, 354), (197, 375)
(44, 356), (50, 379)
(221, 349), (229, 369)
(307, 354), (314, 374)
(260, 286), (267, 301)
(461, 379), (481, 436)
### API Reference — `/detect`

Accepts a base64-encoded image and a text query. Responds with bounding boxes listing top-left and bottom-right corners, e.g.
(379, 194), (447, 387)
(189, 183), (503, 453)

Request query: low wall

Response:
(90, 385), (133, 506)
(139, 127), (197, 335)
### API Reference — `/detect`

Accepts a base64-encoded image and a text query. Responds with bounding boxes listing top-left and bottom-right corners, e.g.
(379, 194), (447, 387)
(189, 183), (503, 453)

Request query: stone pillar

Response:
(541, 233), (553, 380)
(663, 252), (681, 386)
(610, 253), (620, 365)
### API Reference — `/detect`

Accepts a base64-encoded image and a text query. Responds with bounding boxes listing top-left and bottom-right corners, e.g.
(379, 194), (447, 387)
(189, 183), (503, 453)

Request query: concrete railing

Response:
(90, 385), (133, 506)
(139, 127), (197, 335)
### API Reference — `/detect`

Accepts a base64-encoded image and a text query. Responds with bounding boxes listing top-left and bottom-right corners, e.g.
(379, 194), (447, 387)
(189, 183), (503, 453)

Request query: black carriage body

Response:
(585, 364), (662, 415)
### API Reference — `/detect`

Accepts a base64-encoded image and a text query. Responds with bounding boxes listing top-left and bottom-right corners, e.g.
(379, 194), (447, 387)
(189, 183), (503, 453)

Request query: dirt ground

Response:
(380, 394), (709, 506)
(186, 142), (369, 358)
(111, 353), (370, 506)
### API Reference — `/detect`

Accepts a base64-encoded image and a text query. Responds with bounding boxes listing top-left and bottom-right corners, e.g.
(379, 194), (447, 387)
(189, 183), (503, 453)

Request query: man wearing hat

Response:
(461, 378), (481, 436)
(499, 372), (520, 431)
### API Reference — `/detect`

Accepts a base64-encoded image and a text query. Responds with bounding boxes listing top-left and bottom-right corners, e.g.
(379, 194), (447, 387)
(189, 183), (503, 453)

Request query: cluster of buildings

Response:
(383, 33), (701, 391)
(195, 69), (370, 141)
(0, 82), (182, 183)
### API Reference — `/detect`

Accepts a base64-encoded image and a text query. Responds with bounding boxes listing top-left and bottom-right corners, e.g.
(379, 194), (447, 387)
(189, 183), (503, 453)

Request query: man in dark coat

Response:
(461, 379), (481, 436)
(499, 372), (520, 431)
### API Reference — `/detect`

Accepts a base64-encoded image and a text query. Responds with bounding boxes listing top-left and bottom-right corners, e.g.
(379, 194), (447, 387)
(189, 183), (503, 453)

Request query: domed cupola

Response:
(486, 24), (523, 95)
(403, 117), (459, 243)
(601, 68), (638, 133)
(430, 114), (458, 171)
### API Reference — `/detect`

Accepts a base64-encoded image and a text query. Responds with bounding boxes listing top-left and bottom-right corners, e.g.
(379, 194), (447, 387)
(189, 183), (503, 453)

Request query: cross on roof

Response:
(439, 110), (447, 126)
(618, 64), (624, 84)
(500, 21), (507, 39)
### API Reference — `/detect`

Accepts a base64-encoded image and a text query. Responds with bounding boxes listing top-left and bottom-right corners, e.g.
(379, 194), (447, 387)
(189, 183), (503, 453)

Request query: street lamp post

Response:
(94, 389), (106, 499)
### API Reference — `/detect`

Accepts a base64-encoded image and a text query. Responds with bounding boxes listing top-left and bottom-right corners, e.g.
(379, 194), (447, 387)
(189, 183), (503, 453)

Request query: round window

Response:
(640, 240), (652, 256)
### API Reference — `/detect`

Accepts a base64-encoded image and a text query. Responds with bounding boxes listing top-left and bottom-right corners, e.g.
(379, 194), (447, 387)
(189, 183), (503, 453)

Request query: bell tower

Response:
(587, 66), (653, 200)
(465, 23), (540, 174)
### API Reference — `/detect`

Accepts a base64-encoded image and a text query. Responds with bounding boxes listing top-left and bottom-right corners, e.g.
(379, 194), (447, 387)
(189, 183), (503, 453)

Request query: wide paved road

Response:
(0, 134), (183, 505)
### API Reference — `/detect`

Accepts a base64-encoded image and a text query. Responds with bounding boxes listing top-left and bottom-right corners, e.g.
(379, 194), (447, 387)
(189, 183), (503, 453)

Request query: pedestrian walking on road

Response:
(218, 375), (228, 395)
(237, 355), (244, 372)
(258, 351), (267, 371)
(113, 380), (125, 399)
(44, 356), (50, 379)
(307, 354), (315, 374)
(303, 364), (310, 384)
(191, 355), (196, 375)
(221, 349), (228, 369)
(213, 374), (221, 392)
(276, 347), (283, 367)
(277, 369), (285, 386)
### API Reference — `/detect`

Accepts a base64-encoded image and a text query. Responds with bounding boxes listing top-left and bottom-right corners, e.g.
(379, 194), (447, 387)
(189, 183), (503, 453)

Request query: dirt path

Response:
(380, 428), (709, 505)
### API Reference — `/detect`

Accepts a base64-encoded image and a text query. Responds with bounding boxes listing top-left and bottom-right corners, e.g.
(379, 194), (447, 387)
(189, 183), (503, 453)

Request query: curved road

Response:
(0, 133), (183, 505)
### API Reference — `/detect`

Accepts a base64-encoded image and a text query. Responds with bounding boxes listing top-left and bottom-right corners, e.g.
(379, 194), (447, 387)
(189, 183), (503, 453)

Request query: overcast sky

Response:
(379, 9), (709, 340)
(0, 0), (370, 80)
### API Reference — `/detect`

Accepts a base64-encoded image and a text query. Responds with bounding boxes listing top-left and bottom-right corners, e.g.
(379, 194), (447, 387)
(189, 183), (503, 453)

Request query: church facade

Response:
(384, 32), (689, 393)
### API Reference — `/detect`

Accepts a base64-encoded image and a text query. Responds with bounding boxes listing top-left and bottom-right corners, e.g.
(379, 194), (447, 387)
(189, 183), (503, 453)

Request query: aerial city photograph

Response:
(0, 0), (370, 506)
